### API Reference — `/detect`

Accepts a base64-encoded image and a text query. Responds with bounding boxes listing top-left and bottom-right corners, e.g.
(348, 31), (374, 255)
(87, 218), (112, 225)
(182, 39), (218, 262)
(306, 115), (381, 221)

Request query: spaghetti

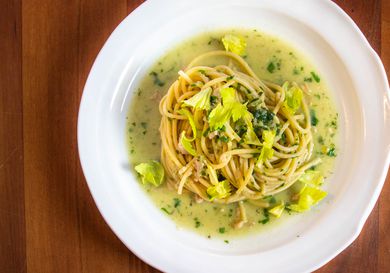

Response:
(159, 50), (320, 205)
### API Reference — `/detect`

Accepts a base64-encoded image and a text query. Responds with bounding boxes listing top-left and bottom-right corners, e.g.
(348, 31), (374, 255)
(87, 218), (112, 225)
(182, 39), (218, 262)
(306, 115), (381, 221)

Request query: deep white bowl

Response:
(78, 0), (390, 272)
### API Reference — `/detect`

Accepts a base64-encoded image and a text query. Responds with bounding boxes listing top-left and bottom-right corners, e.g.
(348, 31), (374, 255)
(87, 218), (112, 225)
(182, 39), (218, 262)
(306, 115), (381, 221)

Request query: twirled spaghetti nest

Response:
(159, 50), (319, 204)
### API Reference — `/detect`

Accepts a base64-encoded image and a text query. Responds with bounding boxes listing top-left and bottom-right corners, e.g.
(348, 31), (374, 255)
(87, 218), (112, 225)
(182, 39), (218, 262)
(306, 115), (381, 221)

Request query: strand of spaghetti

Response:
(178, 166), (193, 194)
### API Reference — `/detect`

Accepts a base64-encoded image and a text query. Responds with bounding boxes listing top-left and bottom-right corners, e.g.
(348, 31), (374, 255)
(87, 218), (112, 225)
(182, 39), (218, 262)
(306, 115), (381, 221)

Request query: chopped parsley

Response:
(203, 128), (210, 137)
(210, 95), (218, 106)
(218, 135), (229, 143)
(252, 108), (275, 127)
(140, 122), (148, 129)
(161, 207), (173, 215)
(218, 227), (226, 234)
(328, 119), (338, 129)
(280, 133), (287, 145)
(173, 198), (181, 208)
(317, 136), (324, 145)
(149, 71), (165, 87)
(293, 67), (301, 75)
(194, 217), (201, 228)
(310, 109), (319, 126)
(263, 195), (276, 204)
(327, 146), (336, 157)
(267, 62), (276, 73)
(258, 208), (270, 224)
(310, 71), (321, 83)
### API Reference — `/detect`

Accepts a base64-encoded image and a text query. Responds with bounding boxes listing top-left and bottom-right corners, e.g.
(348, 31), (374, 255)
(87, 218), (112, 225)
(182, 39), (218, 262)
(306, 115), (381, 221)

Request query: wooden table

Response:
(1, 1), (389, 272)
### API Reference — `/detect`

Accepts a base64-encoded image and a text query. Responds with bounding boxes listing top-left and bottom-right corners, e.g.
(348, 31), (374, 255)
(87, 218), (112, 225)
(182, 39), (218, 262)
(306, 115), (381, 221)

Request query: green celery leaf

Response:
(257, 130), (276, 165)
(283, 83), (303, 114)
(244, 127), (261, 146)
(183, 87), (212, 110)
(268, 202), (285, 218)
(179, 131), (197, 156)
(178, 108), (197, 141)
(299, 170), (324, 187)
(134, 160), (165, 187)
(288, 186), (327, 212)
(221, 34), (247, 56)
(208, 103), (232, 130)
(207, 180), (231, 201)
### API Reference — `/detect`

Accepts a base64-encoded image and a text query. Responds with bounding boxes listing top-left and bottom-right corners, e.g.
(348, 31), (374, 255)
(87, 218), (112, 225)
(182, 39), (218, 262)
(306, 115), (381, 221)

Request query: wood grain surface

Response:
(0, 1), (388, 272)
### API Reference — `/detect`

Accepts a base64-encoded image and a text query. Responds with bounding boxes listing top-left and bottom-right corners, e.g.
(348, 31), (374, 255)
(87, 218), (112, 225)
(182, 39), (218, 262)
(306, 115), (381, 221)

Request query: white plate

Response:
(78, 0), (390, 272)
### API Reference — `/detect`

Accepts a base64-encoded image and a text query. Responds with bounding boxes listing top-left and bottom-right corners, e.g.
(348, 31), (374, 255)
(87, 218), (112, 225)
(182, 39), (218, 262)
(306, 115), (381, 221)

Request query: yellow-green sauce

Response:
(126, 29), (338, 239)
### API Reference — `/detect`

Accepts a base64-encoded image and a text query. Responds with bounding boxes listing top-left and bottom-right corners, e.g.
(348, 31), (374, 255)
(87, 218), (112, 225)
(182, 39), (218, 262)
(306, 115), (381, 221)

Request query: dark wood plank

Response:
(22, 1), (83, 272)
(76, 1), (131, 272)
(0, 1), (25, 273)
(127, 0), (145, 14)
(379, 174), (390, 272)
(382, 0), (390, 76)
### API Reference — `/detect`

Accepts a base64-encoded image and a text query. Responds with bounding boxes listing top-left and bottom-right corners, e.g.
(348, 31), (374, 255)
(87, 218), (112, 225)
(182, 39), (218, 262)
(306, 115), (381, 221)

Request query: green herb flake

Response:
(161, 207), (173, 215)
(280, 133), (287, 145)
(194, 217), (202, 228)
(304, 77), (313, 82)
(140, 122), (148, 129)
(310, 109), (319, 126)
(267, 62), (276, 73)
(310, 71), (321, 83)
(218, 135), (229, 143)
(149, 71), (165, 87)
(263, 195), (277, 204)
(173, 198), (181, 208)
(327, 146), (337, 157)
(219, 227), (226, 234)
(258, 208), (270, 224)
(317, 136), (324, 145)
(210, 95), (218, 107)
(293, 67), (300, 75)
(203, 128), (210, 137)
(224, 240), (229, 244)
(330, 119), (338, 129)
